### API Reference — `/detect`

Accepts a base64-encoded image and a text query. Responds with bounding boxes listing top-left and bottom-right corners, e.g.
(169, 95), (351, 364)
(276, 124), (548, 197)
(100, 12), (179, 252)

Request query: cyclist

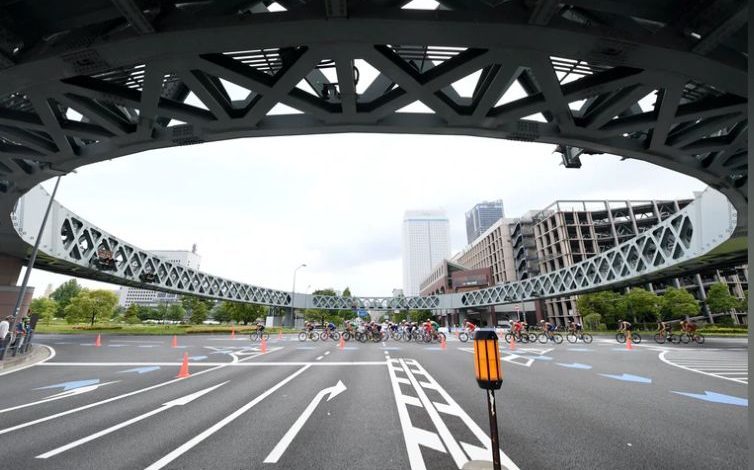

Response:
(464, 320), (476, 334)
(681, 318), (698, 335)
(512, 319), (524, 340)
(657, 320), (671, 338)
(540, 320), (554, 339)
(567, 320), (576, 334)
(430, 318), (440, 334)
(617, 319), (633, 341)
(304, 321), (314, 333)
(255, 319), (265, 333)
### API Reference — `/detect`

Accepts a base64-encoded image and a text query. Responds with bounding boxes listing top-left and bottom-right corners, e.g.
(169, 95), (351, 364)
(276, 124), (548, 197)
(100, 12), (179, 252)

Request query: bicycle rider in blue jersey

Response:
(327, 321), (337, 332)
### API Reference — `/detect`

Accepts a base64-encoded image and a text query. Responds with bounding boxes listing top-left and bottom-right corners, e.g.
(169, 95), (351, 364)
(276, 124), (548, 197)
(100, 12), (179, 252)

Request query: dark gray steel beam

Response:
(692, 4), (748, 55)
(648, 81), (684, 149)
(110, 0), (156, 34)
(529, 0), (560, 26)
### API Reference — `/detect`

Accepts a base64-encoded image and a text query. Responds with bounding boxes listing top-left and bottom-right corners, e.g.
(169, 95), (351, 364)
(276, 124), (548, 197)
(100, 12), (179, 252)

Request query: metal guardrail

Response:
(0, 330), (35, 361)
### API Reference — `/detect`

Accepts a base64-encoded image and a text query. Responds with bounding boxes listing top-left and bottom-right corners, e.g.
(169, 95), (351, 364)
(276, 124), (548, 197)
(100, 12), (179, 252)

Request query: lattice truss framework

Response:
(12, 186), (735, 310)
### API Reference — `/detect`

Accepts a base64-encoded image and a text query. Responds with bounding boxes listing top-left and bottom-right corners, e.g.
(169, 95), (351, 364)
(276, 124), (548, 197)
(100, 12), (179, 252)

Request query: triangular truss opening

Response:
(183, 91), (210, 111)
(266, 103), (304, 115)
(354, 59), (381, 96)
(402, 0), (439, 10)
(167, 119), (188, 127)
(267, 2), (286, 12)
(220, 78), (254, 102)
(295, 78), (319, 96)
(521, 113), (548, 122)
(65, 106), (84, 122)
(637, 90), (659, 113)
(396, 100), (435, 114)
(450, 69), (483, 99)
(495, 78), (527, 107)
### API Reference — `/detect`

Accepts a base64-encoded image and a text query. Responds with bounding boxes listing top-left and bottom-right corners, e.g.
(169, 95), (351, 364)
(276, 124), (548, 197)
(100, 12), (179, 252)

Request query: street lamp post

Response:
(289, 264), (306, 327)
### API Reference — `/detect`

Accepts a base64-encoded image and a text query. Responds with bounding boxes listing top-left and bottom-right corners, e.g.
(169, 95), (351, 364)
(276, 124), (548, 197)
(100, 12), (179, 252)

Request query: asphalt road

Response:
(0, 333), (748, 470)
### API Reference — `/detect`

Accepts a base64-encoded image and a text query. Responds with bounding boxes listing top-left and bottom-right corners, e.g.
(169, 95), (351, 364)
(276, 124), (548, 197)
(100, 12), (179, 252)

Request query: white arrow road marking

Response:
(36, 381), (228, 459)
(264, 380), (347, 463)
(144, 365), (311, 470)
(0, 381), (120, 415)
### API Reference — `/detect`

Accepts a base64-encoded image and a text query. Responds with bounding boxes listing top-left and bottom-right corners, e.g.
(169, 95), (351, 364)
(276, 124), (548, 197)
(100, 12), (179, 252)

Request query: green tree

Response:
(212, 302), (232, 323)
(582, 312), (601, 330)
(660, 287), (700, 320)
(304, 288), (343, 325)
(167, 304), (186, 322)
(408, 310), (432, 323)
(624, 288), (661, 323)
(181, 295), (214, 318)
(137, 306), (158, 321)
(706, 283), (739, 315)
(51, 279), (82, 317)
(31, 297), (58, 325)
(738, 290), (749, 312)
(190, 302), (209, 324)
(64, 289), (119, 325)
(575, 291), (624, 327)
(123, 303), (140, 324)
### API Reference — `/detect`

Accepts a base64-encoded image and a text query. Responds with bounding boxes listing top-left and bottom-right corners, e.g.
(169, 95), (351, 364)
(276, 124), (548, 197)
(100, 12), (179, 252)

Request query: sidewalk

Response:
(0, 344), (51, 375)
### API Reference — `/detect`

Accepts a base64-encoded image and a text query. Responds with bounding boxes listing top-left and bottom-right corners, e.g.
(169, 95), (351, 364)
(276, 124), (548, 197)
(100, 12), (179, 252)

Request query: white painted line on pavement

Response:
(36, 382), (228, 459)
(324, 351), (330, 356)
(315, 356), (324, 361)
(263, 380), (347, 463)
(658, 351), (748, 385)
(0, 381), (119, 415)
(0, 348), (267, 435)
(37, 361), (389, 367)
(0, 344), (56, 377)
(145, 365), (311, 470)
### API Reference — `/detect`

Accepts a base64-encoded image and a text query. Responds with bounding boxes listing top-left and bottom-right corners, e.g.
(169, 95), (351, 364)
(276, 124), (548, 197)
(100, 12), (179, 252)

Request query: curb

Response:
(0, 344), (54, 376)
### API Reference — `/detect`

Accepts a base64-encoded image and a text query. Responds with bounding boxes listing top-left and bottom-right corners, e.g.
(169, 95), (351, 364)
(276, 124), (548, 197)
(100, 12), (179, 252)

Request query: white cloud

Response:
(26, 133), (705, 297)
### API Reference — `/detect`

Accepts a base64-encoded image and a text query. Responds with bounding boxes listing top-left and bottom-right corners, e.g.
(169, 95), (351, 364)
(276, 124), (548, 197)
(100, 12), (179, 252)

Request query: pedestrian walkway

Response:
(660, 349), (748, 384)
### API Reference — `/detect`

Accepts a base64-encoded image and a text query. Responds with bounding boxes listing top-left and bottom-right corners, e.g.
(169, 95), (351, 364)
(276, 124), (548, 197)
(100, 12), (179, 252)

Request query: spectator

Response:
(0, 315), (10, 342)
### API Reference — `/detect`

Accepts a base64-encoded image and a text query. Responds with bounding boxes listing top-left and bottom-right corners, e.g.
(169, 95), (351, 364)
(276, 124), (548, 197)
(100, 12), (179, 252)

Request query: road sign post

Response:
(473, 329), (503, 470)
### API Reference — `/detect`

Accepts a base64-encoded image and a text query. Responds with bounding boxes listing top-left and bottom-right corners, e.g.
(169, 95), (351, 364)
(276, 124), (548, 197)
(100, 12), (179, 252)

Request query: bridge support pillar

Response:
(0, 255), (34, 319)
(487, 307), (497, 328)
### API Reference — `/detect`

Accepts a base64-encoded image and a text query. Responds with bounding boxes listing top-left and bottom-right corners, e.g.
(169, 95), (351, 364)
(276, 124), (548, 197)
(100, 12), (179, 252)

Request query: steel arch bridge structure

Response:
(0, 0), (748, 313)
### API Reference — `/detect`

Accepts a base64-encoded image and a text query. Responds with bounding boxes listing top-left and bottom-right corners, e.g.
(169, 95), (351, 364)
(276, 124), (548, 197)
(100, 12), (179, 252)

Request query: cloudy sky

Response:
(21, 132), (705, 298)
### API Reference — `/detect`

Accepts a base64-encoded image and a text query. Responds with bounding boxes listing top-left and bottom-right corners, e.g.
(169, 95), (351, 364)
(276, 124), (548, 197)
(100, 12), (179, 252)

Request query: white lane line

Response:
(0, 349), (253, 435)
(38, 361), (389, 367)
(0, 381), (119, 415)
(263, 380), (347, 463)
(399, 359), (468, 469)
(36, 382), (228, 459)
(144, 365), (311, 470)
(404, 359), (520, 470)
(0, 344), (56, 377)
(658, 351), (748, 385)
(386, 355), (427, 470)
(323, 351), (330, 356)
(315, 356), (324, 361)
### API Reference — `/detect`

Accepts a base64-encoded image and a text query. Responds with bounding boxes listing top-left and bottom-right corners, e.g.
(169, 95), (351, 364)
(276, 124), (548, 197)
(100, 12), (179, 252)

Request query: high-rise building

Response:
(402, 210), (450, 296)
(465, 200), (504, 243)
(118, 247), (201, 307)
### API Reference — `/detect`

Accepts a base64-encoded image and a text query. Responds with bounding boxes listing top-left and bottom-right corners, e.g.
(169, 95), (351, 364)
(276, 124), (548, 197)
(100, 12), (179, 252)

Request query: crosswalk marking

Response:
(659, 350), (748, 384)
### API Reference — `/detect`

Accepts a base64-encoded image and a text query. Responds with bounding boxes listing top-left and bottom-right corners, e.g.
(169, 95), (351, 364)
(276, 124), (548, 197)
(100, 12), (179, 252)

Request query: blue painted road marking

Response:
(521, 355), (553, 361)
(35, 379), (100, 392)
(599, 373), (652, 383)
(671, 391), (747, 407)
(555, 362), (592, 369)
(120, 366), (161, 374)
(188, 355), (208, 361)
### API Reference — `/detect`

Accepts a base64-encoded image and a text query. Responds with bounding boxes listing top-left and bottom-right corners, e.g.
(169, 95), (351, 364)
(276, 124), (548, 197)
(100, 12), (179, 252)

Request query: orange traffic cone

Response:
(440, 335), (447, 350)
(509, 335), (516, 351)
(95, 334), (102, 347)
(338, 336), (345, 351)
(230, 325), (236, 339)
(626, 336), (633, 350)
(171, 335), (178, 348)
(278, 328), (283, 341)
(260, 337), (268, 353)
(176, 352), (190, 378)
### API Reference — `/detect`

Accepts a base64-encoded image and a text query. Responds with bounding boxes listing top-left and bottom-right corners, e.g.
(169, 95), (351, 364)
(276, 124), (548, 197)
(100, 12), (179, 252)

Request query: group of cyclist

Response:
(300, 318), (447, 342)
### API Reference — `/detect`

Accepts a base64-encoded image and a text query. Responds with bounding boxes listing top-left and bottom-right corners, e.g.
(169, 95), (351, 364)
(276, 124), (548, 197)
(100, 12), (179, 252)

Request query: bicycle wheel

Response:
(654, 333), (665, 344)
(357, 332), (367, 343)
(615, 333), (626, 343)
(309, 332), (319, 342)
(298, 332), (307, 342)
(694, 334), (705, 345)
(582, 333), (593, 344)
(459, 332), (469, 343)
(552, 333), (563, 344)
(537, 333), (548, 344)
(632, 333), (642, 344)
(528, 333), (537, 343)
(262, 332), (270, 340)
(319, 331), (328, 341)
(669, 334), (680, 344)
(331, 331), (340, 341)
(503, 333), (512, 343)
(249, 333), (257, 342)
(342, 331), (351, 341)
(680, 333), (690, 344)
(437, 333), (446, 343)
(566, 333), (577, 343)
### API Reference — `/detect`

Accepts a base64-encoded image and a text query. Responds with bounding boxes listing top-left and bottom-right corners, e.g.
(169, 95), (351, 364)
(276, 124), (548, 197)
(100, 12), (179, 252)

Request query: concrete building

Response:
(118, 247), (201, 307)
(530, 199), (748, 324)
(455, 218), (518, 285)
(402, 210), (450, 296)
(465, 200), (504, 243)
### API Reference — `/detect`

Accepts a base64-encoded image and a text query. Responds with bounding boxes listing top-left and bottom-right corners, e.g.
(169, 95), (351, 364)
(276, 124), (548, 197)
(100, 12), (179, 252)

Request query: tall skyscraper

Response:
(465, 200), (505, 243)
(402, 210), (450, 296)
